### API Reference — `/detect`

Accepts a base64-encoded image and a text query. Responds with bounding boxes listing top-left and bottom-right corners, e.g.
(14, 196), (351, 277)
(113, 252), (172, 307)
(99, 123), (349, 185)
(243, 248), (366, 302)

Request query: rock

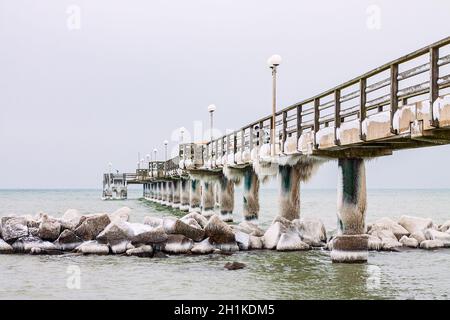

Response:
(249, 236), (264, 250)
(38, 214), (61, 241)
(131, 225), (168, 244)
(126, 245), (153, 257)
(292, 218), (327, 246)
(183, 218), (202, 230)
(171, 219), (205, 242)
(96, 220), (134, 244)
(162, 217), (178, 233)
(1, 217), (28, 242)
(12, 236), (58, 253)
(215, 242), (239, 252)
(109, 207), (130, 222)
(29, 227), (39, 237)
(110, 241), (134, 254)
(276, 232), (309, 251)
(371, 217), (409, 239)
(74, 214), (111, 241)
(369, 228), (397, 241)
(381, 238), (403, 251)
(410, 231), (426, 243)
(234, 230), (250, 250)
(439, 220), (450, 233)
(272, 216), (293, 229)
(204, 215), (235, 244)
(420, 239), (444, 250)
(54, 229), (83, 251)
(180, 212), (208, 229)
(163, 234), (193, 254)
(424, 228), (450, 246)
(24, 215), (40, 229)
(367, 235), (382, 251)
(30, 246), (62, 255)
(143, 216), (164, 228)
(153, 251), (169, 258)
(398, 215), (433, 234)
(236, 221), (264, 237)
(191, 238), (215, 254)
(0, 239), (13, 253)
(59, 209), (83, 230)
(224, 262), (246, 270)
(75, 241), (110, 255)
(399, 236), (419, 248)
(263, 222), (285, 249)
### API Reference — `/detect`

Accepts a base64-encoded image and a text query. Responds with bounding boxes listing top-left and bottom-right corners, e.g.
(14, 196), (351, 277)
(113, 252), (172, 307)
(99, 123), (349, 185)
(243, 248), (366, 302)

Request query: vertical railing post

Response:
(282, 111), (287, 153)
(258, 120), (264, 146)
(313, 98), (320, 149)
(359, 78), (367, 140)
(296, 105), (302, 142)
(390, 64), (399, 134)
(334, 89), (341, 145)
(430, 46), (439, 127)
(249, 126), (253, 151)
(240, 129), (245, 154)
(233, 133), (237, 161)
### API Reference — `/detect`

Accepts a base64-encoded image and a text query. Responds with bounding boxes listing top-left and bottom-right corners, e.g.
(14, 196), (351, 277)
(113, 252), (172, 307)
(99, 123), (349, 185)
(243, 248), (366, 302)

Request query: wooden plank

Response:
(334, 89), (341, 144)
(313, 98), (320, 148)
(430, 46), (439, 127)
(390, 64), (399, 134)
(359, 78), (367, 140)
(296, 105), (302, 141)
(282, 111), (287, 152)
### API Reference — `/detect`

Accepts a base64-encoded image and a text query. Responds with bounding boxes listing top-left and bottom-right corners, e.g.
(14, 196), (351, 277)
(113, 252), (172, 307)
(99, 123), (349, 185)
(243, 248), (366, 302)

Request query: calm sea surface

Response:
(0, 187), (449, 300)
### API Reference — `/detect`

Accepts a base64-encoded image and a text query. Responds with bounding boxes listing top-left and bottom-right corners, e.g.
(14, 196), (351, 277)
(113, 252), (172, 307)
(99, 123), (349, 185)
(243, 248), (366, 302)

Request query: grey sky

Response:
(1, 0), (450, 189)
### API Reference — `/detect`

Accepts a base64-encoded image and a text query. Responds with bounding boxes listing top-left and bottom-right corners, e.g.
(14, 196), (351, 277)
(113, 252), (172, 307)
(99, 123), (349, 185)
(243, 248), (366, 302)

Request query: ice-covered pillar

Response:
(201, 180), (215, 217)
(189, 179), (201, 213)
(156, 182), (162, 202)
(172, 180), (180, 208)
(331, 158), (368, 263)
(243, 168), (260, 222)
(166, 181), (173, 205)
(180, 179), (190, 211)
(162, 181), (168, 205)
(278, 165), (301, 221)
(150, 183), (155, 199)
(218, 176), (234, 222)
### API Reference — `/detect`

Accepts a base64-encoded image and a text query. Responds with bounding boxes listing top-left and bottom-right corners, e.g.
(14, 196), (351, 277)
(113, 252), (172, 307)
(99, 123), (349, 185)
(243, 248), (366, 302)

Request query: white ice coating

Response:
(315, 126), (334, 147)
(432, 95), (450, 121)
(336, 119), (359, 141)
(298, 131), (314, 154)
(250, 147), (259, 162)
(361, 110), (390, 136)
(330, 249), (368, 262)
(234, 151), (242, 164)
(392, 105), (414, 132)
(283, 135), (298, 154)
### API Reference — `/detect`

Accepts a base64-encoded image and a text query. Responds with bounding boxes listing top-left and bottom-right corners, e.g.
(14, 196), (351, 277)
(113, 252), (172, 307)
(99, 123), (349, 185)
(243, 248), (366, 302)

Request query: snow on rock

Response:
(399, 235), (419, 248)
(163, 234), (193, 254)
(126, 245), (153, 257)
(0, 239), (13, 253)
(420, 239), (444, 250)
(292, 218), (327, 247)
(1, 217), (29, 242)
(398, 215), (433, 234)
(276, 232), (309, 251)
(109, 207), (131, 222)
(75, 241), (110, 255)
(369, 217), (409, 239)
(424, 228), (450, 247)
(191, 238), (215, 254)
(368, 235), (382, 251)
(263, 222), (286, 249)
(38, 214), (61, 241)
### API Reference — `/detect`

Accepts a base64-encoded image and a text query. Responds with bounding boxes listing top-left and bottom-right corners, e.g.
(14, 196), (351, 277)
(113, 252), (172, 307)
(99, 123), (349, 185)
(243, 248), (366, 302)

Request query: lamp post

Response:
(153, 148), (158, 161)
(163, 140), (168, 175)
(207, 104), (216, 143)
(267, 54), (282, 157)
(179, 127), (185, 143)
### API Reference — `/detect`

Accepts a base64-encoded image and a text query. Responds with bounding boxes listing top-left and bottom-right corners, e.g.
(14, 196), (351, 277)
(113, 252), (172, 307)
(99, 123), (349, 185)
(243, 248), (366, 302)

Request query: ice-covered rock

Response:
(59, 209), (83, 230)
(381, 238), (403, 251)
(204, 215), (235, 244)
(74, 214), (111, 241)
(234, 230), (250, 250)
(276, 232), (309, 251)
(96, 220), (134, 244)
(0, 239), (13, 253)
(54, 229), (83, 251)
(12, 236), (58, 253)
(410, 231), (426, 243)
(126, 245), (153, 257)
(180, 212), (208, 229)
(292, 218), (327, 247)
(191, 238), (215, 254)
(131, 225), (168, 244)
(170, 219), (205, 242)
(370, 218), (409, 239)
(263, 222), (286, 249)
(38, 214), (61, 241)
(420, 239), (444, 250)
(75, 241), (110, 255)
(398, 215), (433, 234)
(110, 241), (134, 254)
(438, 220), (450, 233)
(399, 235), (419, 248)
(249, 236), (264, 249)
(236, 221), (264, 237)
(215, 242), (240, 252)
(1, 217), (28, 242)
(424, 228), (450, 247)
(109, 207), (130, 222)
(143, 216), (164, 228)
(163, 234), (193, 254)
(367, 235), (382, 251)
(368, 228), (397, 241)
(29, 227), (39, 237)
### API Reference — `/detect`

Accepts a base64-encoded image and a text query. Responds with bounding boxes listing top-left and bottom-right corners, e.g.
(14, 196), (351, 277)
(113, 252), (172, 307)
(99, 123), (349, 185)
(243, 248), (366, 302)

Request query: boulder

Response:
(367, 235), (382, 251)
(162, 217), (178, 233)
(75, 241), (110, 255)
(398, 215), (433, 234)
(171, 219), (205, 242)
(38, 214), (61, 241)
(74, 214), (111, 241)
(29, 227), (39, 237)
(96, 220), (134, 244)
(1, 217), (28, 242)
(180, 212), (208, 229)
(0, 239), (13, 254)
(272, 216), (293, 229)
(12, 236), (58, 253)
(381, 238), (403, 251)
(131, 225), (168, 244)
(369, 228), (397, 241)
(191, 238), (215, 254)
(424, 228), (450, 246)
(399, 235), (419, 248)
(54, 229), (83, 251)
(234, 230), (250, 250)
(276, 232), (309, 251)
(59, 209), (83, 230)
(438, 220), (450, 233)
(143, 216), (163, 228)
(215, 242), (240, 252)
(236, 221), (264, 237)
(183, 218), (202, 230)
(110, 241), (134, 254)
(410, 231), (426, 243)
(249, 236), (264, 250)
(370, 217), (409, 239)
(126, 245), (153, 257)
(163, 234), (193, 254)
(292, 218), (327, 246)
(24, 215), (40, 229)
(420, 239), (444, 250)
(224, 262), (246, 270)
(109, 207), (130, 222)
(263, 222), (285, 249)
(204, 215), (235, 244)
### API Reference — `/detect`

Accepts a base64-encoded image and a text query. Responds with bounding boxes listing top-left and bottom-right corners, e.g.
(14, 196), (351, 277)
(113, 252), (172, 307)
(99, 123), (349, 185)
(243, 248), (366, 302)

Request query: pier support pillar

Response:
(156, 182), (162, 203)
(150, 183), (155, 200)
(180, 179), (190, 211)
(166, 181), (173, 205)
(331, 158), (368, 263)
(172, 180), (180, 208)
(243, 168), (260, 222)
(278, 164), (301, 221)
(201, 181), (215, 217)
(189, 179), (201, 213)
(218, 176), (234, 222)
(161, 181), (167, 205)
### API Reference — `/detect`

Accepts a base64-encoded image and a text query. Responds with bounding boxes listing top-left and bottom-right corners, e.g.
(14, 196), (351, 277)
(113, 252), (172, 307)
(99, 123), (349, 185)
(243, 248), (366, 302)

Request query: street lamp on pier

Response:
(267, 54), (282, 157)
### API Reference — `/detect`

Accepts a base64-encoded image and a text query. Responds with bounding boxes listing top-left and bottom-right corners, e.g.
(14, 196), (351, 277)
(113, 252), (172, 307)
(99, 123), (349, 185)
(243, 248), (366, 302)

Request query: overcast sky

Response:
(1, 0), (450, 189)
